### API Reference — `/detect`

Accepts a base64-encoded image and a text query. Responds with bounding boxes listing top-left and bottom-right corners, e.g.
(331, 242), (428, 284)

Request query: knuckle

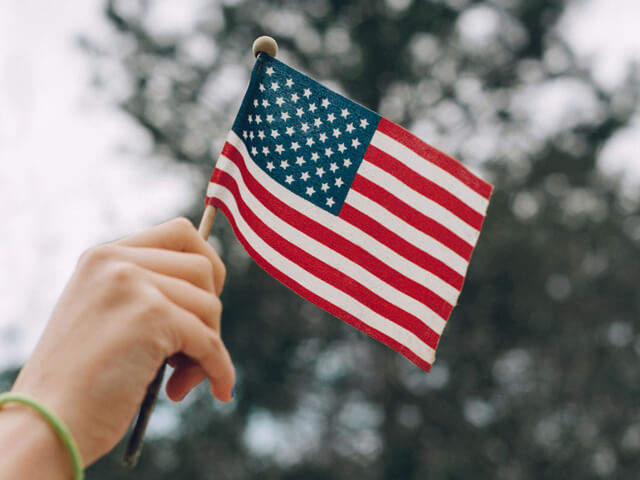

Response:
(140, 287), (166, 317)
(108, 261), (140, 285)
(207, 295), (223, 321)
(208, 329), (223, 352)
(172, 217), (196, 236)
(195, 254), (214, 277)
(217, 260), (227, 285)
(78, 244), (117, 269)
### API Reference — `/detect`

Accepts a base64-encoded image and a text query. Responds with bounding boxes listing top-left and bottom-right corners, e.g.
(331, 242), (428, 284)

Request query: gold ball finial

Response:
(252, 36), (278, 58)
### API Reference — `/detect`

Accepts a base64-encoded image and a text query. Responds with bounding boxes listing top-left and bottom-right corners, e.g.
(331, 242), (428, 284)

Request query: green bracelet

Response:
(0, 392), (84, 480)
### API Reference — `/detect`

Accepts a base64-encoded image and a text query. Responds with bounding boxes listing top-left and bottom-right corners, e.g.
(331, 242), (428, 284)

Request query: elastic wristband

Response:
(0, 392), (84, 480)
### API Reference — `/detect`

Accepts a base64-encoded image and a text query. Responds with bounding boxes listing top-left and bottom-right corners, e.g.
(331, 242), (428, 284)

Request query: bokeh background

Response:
(2, 0), (640, 478)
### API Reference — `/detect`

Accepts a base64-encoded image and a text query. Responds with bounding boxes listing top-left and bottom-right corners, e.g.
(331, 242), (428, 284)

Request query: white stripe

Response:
(371, 131), (490, 215)
(358, 160), (481, 246)
(209, 183), (437, 365)
(214, 153), (448, 335)
(211, 130), (462, 304)
(345, 189), (469, 276)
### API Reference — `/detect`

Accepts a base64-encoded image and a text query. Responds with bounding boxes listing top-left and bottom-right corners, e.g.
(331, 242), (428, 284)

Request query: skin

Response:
(0, 218), (235, 478)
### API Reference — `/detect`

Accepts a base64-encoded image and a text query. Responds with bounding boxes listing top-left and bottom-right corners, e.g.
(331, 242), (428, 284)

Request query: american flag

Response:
(206, 54), (492, 372)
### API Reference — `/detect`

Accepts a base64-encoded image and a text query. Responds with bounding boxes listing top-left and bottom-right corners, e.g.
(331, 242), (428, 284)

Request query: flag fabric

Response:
(206, 53), (493, 372)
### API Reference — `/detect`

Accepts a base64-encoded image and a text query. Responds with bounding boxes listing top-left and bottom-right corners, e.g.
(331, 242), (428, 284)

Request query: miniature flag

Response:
(206, 54), (493, 372)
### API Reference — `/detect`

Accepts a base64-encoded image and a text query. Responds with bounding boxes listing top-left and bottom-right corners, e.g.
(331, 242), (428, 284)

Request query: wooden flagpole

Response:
(122, 36), (278, 467)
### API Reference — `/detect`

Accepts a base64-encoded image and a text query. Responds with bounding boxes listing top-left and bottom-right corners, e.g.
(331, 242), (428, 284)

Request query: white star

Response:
(337, 143), (346, 153)
(248, 114), (253, 123)
(306, 137), (315, 147)
(346, 123), (355, 133)
(275, 144), (285, 154)
(329, 162), (338, 173)
(280, 159), (289, 169)
(286, 78), (294, 87)
(259, 83), (265, 92)
(327, 113), (336, 123)
(262, 99), (270, 107)
(303, 88), (312, 98)
(286, 126), (295, 136)
(296, 107), (304, 117)
(258, 130), (265, 140)
(243, 130), (248, 139)
(316, 167), (325, 177)
(285, 174), (294, 184)
(341, 108), (350, 118)
(275, 97), (285, 107)
(271, 129), (280, 139)
(254, 114), (262, 124)
(291, 93), (299, 103)
(333, 128), (342, 138)
(324, 147), (333, 158)
(360, 118), (369, 128)
(314, 118), (323, 128)
(253, 99), (259, 107)
(306, 186), (315, 196)
(309, 103), (317, 113)
(326, 197), (335, 207)
(320, 182), (329, 192)
(262, 146), (270, 155)
(271, 82), (280, 91)
(249, 131), (255, 140)
(291, 141), (300, 151)
(318, 133), (328, 143)
(266, 114), (274, 123)
(343, 158), (352, 168)
(296, 156), (306, 166)
(321, 98), (330, 108)
(301, 171), (310, 181)
(352, 138), (361, 148)
(281, 111), (291, 121)
(266, 161), (275, 171)
(266, 66), (275, 76)
(251, 146), (258, 156)
(311, 152), (319, 161)
(301, 122), (310, 133)
(335, 177), (344, 188)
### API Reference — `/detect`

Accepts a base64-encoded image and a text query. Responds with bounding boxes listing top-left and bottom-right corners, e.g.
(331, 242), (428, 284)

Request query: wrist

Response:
(0, 400), (74, 480)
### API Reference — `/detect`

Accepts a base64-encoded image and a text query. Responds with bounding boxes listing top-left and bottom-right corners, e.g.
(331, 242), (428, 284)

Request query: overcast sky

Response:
(1, 0), (639, 369)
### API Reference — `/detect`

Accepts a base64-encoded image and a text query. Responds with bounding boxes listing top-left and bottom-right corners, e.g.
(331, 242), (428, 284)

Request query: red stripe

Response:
(377, 117), (493, 199)
(350, 175), (473, 261)
(339, 203), (464, 290)
(218, 142), (454, 319)
(212, 169), (442, 349)
(210, 197), (433, 372)
(364, 144), (485, 230)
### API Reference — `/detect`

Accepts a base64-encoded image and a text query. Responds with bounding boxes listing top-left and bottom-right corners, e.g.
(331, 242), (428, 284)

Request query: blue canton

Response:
(232, 54), (381, 215)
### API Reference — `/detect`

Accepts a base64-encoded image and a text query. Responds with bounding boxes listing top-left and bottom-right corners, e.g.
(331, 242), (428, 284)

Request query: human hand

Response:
(9, 217), (234, 467)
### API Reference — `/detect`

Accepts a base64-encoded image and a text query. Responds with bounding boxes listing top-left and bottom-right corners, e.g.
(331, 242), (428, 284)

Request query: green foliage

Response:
(13, 0), (640, 478)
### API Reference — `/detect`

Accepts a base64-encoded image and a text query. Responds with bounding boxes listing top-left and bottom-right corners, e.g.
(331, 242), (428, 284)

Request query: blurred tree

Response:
(8, 0), (640, 478)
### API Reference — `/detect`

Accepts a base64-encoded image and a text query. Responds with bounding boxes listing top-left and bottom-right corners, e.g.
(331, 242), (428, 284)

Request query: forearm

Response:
(0, 402), (73, 480)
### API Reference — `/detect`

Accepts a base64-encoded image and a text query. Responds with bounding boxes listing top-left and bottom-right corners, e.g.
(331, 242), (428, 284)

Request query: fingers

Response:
(115, 217), (226, 295)
(104, 246), (217, 293)
(166, 354), (207, 401)
(166, 361), (207, 401)
(147, 271), (221, 401)
(161, 300), (235, 402)
(146, 270), (221, 332)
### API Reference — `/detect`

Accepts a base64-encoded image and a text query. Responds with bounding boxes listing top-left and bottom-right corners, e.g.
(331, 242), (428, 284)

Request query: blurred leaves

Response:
(10, 0), (640, 478)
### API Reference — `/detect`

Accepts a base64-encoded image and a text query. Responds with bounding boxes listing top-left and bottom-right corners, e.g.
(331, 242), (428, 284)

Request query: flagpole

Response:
(122, 35), (278, 467)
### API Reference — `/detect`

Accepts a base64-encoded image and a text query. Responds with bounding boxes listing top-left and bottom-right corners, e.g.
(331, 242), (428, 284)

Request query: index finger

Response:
(115, 217), (226, 295)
